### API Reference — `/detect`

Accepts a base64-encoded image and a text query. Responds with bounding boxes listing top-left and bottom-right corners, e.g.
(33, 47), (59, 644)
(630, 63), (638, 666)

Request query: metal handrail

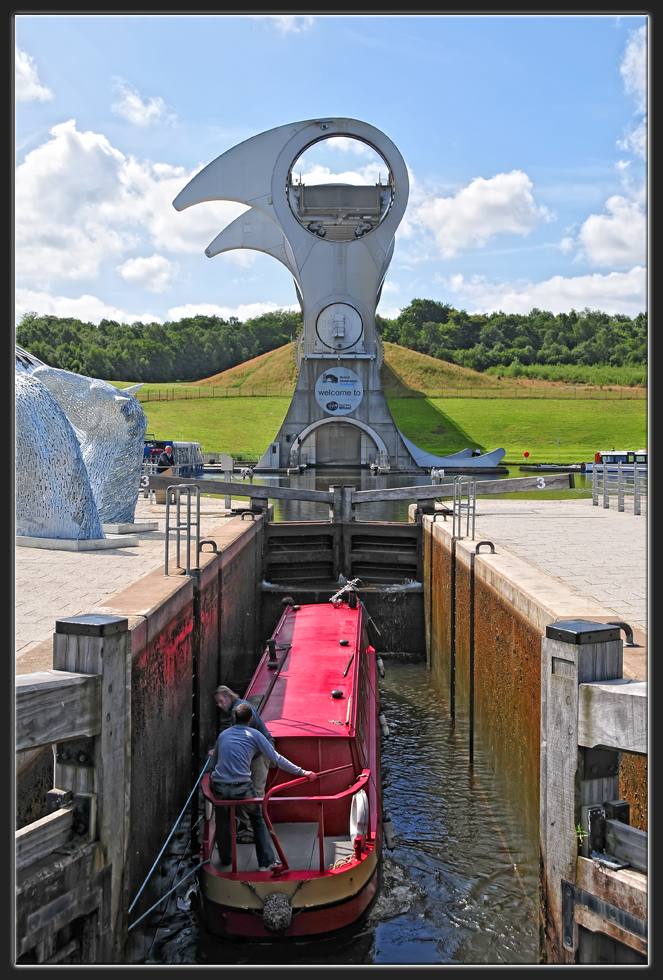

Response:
(262, 766), (368, 873)
(164, 484), (201, 575)
(202, 765), (368, 875)
(297, 341), (378, 359)
(452, 476), (476, 539)
(592, 461), (646, 514)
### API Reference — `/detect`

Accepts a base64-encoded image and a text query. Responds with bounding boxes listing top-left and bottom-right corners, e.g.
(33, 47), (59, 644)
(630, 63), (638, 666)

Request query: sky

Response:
(14, 13), (648, 329)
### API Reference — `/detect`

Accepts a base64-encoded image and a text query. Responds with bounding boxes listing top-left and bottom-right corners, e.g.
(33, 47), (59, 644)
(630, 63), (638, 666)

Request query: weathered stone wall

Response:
(214, 521), (265, 699)
(423, 523), (542, 904)
(422, 515), (648, 919)
(619, 753), (647, 830)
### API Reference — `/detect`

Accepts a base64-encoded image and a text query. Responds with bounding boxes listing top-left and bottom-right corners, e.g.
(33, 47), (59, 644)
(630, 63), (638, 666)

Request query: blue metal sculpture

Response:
(15, 347), (148, 538)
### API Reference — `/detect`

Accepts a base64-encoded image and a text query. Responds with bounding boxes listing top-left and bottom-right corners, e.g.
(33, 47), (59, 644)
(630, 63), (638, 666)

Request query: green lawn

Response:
(141, 396), (291, 456)
(139, 393), (647, 465)
(387, 397), (647, 464)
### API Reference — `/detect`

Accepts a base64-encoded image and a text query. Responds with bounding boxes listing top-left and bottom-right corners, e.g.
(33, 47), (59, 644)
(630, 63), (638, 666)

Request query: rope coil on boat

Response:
(329, 853), (355, 870)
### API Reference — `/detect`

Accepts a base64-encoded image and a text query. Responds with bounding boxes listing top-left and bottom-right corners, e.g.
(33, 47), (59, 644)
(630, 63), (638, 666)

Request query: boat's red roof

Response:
(245, 602), (362, 738)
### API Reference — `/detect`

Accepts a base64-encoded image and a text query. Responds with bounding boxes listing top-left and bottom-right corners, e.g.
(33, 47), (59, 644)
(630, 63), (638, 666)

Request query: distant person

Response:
(214, 685), (273, 842)
(156, 445), (175, 472)
(208, 701), (315, 870)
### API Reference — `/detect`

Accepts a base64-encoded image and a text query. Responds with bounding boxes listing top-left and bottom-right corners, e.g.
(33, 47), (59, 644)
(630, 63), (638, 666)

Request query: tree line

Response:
(16, 310), (304, 383)
(16, 299), (646, 383)
(376, 299), (646, 372)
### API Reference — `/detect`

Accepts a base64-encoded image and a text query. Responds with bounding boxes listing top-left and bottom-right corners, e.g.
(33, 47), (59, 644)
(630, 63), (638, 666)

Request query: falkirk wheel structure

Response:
(174, 117), (422, 471)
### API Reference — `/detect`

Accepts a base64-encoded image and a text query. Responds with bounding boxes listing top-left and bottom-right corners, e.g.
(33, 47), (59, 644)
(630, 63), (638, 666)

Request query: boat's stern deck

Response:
(208, 822), (355, 874)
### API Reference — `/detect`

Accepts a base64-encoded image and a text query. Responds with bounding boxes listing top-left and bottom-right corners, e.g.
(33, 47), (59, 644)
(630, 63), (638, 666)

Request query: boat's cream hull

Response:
(200, 842), (380, 938)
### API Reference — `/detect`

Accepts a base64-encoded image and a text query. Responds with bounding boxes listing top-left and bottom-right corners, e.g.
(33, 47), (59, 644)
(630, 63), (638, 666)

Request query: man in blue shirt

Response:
(209, 701), (315, 871)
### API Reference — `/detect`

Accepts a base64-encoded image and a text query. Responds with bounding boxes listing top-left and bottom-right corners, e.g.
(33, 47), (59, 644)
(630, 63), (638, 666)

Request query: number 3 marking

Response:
(537, 477), (546, 489)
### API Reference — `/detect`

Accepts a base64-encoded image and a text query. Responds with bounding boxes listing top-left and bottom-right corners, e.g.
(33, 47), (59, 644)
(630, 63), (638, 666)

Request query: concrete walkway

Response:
(15, 491), (647, 679)
(15, 494), (237, 675)
(471, 493), (647, 679)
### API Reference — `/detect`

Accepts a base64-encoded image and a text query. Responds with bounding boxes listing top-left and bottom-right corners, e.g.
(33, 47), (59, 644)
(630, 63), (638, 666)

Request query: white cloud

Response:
(223, 251), (259, 268)
(111, 78), (176, 127)
(14, 289), (300, 328)
(15, 287), (162, 326)
(617, 117), (647, 161)
(117, 254), (177, 292)
(320, 137), (377, 157)
(255, 15), (314, 34)
(119, 156), (247, 254)
(617, 26), (647, 161)
(14, 119), (246, 287)
(295, 163), (386, 186)
(392, 166), (426, 242)
(412, 171), (553, 258)
(15, 45), (53, 102)
(437, 266), (646, 317)
(167, 301), (299, 321)
(576, 195), (646, 268)
(293, 136), (389, 185)
(375, 303), (402, 319)
(15, 120), (137, 284)
(620, 25), (646, 113)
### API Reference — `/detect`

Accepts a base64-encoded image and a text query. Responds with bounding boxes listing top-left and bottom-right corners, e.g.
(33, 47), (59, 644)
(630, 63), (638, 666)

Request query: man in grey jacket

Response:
(209, 701), (315, 871)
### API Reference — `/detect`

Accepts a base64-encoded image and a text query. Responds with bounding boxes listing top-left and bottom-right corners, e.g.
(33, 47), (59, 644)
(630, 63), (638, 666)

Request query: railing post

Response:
(329, 485), (343, 523)
(617, 462), (625, 512)
(634, 463), (641, 516)
(221, 452), (234, 509)
(539, 620), (623, 963)
(342, 485), (355, 523)
(52, 614), (132, 962)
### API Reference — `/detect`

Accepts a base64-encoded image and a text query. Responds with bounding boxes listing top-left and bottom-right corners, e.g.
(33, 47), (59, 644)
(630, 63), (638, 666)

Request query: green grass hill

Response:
(192, 342), (560, 393)
(130, 343), (646, 463)
(196, 343), (298, 390)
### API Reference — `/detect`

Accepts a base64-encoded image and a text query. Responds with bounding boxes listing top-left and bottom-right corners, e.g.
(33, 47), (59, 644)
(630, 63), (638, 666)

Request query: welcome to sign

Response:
(315, 368), (364, 416)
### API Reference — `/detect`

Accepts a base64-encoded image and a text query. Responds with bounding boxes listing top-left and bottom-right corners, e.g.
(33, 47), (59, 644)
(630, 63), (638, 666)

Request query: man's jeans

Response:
(236, 754), (271, 833)
(210, 778), (275, 868)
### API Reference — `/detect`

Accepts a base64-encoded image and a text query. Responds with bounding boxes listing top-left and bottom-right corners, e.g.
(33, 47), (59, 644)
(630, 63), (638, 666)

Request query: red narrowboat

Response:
(198, 584), (384, 939)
